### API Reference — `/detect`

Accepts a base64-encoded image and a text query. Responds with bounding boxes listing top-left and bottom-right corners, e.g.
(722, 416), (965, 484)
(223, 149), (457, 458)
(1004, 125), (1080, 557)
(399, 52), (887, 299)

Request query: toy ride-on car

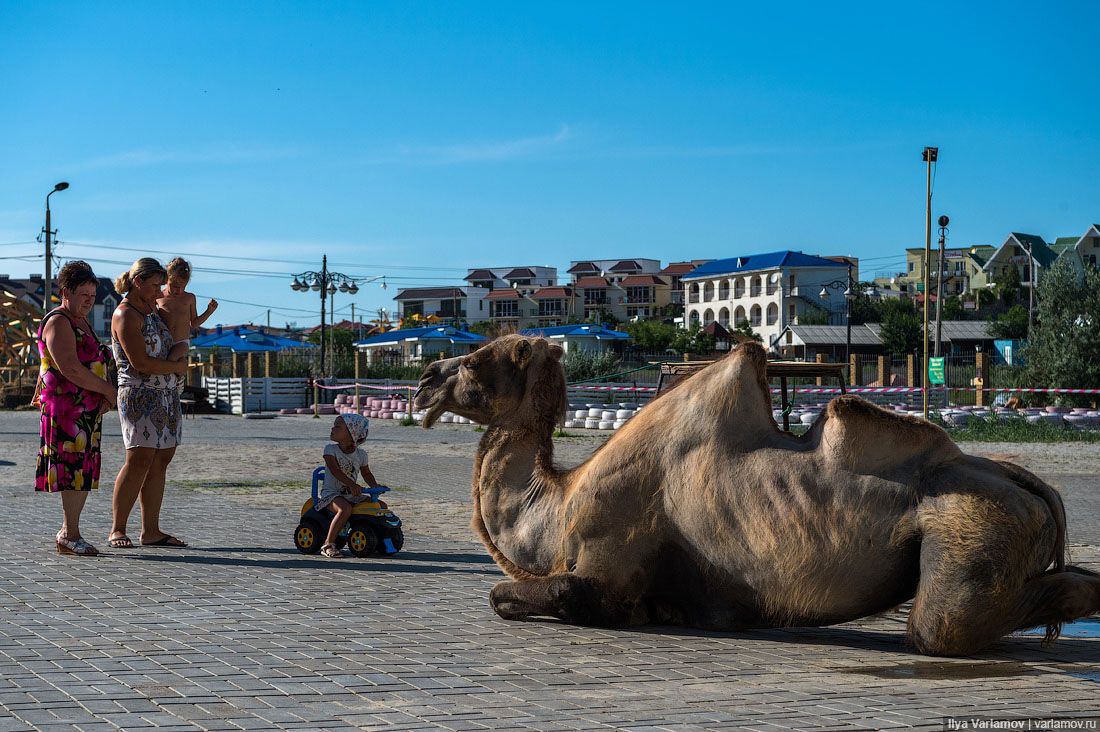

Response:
(294, 467), (404, 557)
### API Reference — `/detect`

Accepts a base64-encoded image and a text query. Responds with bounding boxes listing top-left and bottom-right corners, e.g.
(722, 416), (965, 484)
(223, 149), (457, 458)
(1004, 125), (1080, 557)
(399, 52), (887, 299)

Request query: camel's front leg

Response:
(490, 574), (640, 627)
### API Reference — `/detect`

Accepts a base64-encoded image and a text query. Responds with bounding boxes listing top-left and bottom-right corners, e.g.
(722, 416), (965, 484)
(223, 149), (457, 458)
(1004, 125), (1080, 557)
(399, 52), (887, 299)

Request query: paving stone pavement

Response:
(1, 411), (1098, 731)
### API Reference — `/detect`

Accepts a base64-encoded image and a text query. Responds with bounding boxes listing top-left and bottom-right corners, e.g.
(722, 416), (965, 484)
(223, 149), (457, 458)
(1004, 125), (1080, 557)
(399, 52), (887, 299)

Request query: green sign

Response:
(928, 357), (945, 385)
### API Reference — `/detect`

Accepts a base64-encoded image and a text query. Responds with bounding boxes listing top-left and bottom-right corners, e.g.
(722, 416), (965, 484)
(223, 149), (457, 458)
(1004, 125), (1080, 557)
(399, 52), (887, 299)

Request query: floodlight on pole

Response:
(43, 181), (70, 310)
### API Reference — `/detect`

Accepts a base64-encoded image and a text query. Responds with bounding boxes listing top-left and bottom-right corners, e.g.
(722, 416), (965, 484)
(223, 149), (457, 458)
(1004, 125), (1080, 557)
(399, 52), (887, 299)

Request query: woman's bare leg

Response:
(111, 447), (155, 540)
(138, 447), (177, 543)
(60, 490), (90, 540)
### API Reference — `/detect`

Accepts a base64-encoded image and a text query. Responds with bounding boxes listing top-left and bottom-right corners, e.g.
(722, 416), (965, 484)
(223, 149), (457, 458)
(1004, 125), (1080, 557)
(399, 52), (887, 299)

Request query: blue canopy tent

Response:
(354, 326), (486, 364)
(191, 326), (313, 352)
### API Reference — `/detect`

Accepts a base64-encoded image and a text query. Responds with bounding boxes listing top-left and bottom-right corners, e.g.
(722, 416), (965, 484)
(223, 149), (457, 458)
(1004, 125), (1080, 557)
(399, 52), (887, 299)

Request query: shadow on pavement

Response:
(181, 546), (496, 564)
(99, 547), (500, 575)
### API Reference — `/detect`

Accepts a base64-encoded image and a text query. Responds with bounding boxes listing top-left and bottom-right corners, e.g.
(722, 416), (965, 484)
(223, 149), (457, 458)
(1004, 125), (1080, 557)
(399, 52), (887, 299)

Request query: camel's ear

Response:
(511, 339), (533, 369)
(547, 343), (564, 361)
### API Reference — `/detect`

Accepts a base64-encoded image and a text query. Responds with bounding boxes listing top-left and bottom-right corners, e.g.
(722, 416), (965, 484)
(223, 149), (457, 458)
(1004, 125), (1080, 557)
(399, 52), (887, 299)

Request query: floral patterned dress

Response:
(112, 301), (182, 450)
(35, 310), (110, 492)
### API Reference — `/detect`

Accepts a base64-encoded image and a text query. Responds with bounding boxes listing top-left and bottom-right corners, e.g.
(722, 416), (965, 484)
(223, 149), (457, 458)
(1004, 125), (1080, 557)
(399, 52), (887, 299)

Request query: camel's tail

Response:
(997, 461), (1070, 644)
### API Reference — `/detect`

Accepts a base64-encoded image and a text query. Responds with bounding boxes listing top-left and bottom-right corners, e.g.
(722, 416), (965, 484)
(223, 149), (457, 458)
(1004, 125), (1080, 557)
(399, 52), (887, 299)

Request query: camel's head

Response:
(414, 335), (567, 429)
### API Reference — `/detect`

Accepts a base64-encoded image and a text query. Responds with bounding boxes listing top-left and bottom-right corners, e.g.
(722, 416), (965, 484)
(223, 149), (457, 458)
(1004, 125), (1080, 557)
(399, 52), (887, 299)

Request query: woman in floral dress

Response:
(35, 261), (118, 556)
(108, 258), (190, 549)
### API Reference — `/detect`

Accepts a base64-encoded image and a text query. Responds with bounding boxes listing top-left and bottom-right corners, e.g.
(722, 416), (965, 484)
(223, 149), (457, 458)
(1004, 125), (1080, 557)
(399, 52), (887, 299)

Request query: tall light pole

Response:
(290, 256), (362, 377)
(921, 146), (938, 419)
(818, 264), (855, 365)
(42, 181), (69, 310)
(934, 215), (949, 357)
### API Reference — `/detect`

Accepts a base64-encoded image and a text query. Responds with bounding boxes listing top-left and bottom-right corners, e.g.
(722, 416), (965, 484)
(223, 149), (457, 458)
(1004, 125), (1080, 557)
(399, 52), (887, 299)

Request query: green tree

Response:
(996, 266), (1021, 307)
(622, 320), (678, 351)
(847, 291), (882, 325)
(1026, 259), (1100, 399)
(307, 327), (357, 355)
(976, 287), (998, 311)
(731, 320), (762, 343)
(988, 305), (1029, 340)
(796, 310), (829, 325)
(468, 320), (499, 337)
(670, 324), (715, 355)
(879, 299), (921, 354)
(941, 296), (965, 321)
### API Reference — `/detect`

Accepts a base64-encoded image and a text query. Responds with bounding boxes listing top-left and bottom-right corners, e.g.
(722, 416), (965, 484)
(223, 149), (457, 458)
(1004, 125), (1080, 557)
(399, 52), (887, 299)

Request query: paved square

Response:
(1, 412), (1097, 731)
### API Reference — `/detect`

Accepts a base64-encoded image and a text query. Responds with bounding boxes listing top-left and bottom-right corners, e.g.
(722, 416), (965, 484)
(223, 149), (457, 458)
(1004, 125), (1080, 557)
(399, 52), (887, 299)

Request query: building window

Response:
(718, 280), (729, 299)
(703, 308), (714, 325)
(626, 306), (650, 318)
(788, 303), (796, 322)
(766, 303), (778, 326)
(625, 286), (652, 304)
(718, 308), (730, 328)
(734, 278), (745, 299)
(750, 277), (762, 297)
(750, 304), (762, 327)
(703, 282), (714, 301)
(538, 299), (563, 317)
(908, 262), (914, 272)
(493, 301), (518, 318)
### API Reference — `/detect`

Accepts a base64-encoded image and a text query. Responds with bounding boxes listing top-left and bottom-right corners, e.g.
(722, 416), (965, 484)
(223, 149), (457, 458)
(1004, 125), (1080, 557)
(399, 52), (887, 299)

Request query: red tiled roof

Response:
(504, 267), (536, 279)
(464, 269), (494, 281)
(620, 275), (666, 286)
(574, 276), (610, 288)
(485, 289), (521, 300)
(567, 262), (598, 274)
(532, 286), (571, 298)
(660, 261), (705, 275)
(609, 260), (641, 272)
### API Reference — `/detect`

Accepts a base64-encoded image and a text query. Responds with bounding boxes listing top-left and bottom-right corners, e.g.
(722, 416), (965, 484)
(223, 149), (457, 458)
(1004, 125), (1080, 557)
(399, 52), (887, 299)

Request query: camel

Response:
(414, 335), (1100, 656)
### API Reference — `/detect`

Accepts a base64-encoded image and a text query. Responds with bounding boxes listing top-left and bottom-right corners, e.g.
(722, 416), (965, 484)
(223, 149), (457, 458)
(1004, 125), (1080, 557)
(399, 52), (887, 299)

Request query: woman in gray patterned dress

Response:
(108, 258), (190, 549)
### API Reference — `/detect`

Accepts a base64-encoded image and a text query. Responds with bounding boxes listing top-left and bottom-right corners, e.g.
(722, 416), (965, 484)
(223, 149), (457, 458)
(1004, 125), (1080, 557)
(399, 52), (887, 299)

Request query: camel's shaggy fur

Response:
(415, 336), (1100, 656)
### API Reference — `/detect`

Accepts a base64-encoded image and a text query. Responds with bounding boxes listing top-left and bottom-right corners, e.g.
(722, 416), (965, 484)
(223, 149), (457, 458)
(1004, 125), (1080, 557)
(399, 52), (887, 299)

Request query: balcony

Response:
(625, 294), (653, 304)
(687, 292), (700, 303)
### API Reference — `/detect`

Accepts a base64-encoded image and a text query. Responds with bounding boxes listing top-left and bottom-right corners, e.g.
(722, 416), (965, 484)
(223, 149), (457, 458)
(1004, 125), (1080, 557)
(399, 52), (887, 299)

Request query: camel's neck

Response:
(472, 421), (565, 578)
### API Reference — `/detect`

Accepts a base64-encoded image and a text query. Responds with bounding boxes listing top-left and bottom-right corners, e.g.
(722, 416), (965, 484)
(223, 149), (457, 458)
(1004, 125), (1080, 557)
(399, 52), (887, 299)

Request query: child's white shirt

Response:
(318, 443), (369, 509)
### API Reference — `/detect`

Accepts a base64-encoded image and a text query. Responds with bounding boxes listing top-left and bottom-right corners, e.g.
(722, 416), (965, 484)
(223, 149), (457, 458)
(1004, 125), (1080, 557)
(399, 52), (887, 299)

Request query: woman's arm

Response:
(359, 464), (380, 490)
(43, 317), (116, 402)
(113, 309), (187, 376)
(323, 454), (362, 496)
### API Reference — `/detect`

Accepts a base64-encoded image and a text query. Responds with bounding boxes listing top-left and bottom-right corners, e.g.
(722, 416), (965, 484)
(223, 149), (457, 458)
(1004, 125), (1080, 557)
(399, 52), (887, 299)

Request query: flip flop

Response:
(141, 534), (188, 548)
(107, 533), (134, 549)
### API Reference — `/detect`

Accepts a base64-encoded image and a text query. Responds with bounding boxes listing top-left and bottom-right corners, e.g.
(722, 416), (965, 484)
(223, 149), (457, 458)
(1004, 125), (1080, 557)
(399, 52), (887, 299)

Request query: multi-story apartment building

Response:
(897, 245), (995, 299)
(393, 286), (490, 324)
(463, 266), (557, 294)
(982, 226), (1100, 292)
(682, 251), (858, 351)
(566, 258), (661, 284)
(660, 261), (711, 305)
(0, 274), (119, 337)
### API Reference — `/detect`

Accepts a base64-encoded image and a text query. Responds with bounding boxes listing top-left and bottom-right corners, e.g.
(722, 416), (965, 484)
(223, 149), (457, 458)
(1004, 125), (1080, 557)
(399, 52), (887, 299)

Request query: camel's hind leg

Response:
(907, 494), (1099, 657)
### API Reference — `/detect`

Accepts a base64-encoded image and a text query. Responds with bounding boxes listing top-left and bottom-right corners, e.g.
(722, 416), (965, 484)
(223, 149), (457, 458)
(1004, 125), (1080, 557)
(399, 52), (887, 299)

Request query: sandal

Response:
(57, 533), (99, 556)
(320, 543), (343, 558)
(107, 533), (134, 549)
(141, 534), (187, 548)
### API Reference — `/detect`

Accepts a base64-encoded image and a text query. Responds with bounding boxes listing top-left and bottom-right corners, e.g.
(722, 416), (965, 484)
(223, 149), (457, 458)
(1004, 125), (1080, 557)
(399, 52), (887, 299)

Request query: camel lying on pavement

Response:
(415, 336), (1100, 656)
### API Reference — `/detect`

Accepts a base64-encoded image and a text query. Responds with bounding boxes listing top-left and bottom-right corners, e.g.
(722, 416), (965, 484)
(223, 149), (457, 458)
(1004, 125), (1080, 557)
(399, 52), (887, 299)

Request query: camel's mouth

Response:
(414, 361), (458, 428)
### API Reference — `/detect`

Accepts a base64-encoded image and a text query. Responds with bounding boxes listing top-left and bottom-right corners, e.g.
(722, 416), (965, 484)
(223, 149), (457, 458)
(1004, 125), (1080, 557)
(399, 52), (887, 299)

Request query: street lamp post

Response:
(921, 146), (938, 419)
(818, 262), (856, 367)
(42, 181), (69, 310)
(290, 256), (362, 377)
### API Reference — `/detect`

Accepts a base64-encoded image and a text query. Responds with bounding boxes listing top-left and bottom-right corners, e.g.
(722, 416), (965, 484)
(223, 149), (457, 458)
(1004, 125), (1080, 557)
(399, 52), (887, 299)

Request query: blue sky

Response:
(2, 1), (1097, 327)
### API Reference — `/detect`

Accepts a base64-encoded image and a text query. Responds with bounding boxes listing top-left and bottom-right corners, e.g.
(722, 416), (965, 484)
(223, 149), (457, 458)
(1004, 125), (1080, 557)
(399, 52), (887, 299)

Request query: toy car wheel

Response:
(377, 527), (404, 555)
(347, 524), (378, 558)
(294, 520), (323, 554)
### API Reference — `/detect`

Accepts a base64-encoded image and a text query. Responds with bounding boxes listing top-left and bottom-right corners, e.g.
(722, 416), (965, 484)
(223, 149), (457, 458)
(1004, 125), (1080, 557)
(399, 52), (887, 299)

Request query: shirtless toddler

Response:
(158, 257), (218, 347)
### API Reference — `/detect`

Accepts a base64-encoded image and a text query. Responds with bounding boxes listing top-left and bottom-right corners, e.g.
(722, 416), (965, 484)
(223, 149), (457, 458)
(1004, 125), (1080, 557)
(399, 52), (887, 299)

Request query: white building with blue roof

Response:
(682, 251), (858, 352)
(519, 323), (631, 354)
(353, 325), (487, 365)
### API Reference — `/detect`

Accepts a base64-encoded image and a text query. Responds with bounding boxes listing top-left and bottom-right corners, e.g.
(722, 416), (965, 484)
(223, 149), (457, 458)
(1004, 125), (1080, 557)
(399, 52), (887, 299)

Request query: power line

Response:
(55, 240), (470, 273)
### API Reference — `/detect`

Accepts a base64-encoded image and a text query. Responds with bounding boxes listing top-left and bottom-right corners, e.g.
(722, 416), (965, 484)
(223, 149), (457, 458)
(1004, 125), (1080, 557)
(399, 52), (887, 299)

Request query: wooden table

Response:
(655, 360), (848, 432)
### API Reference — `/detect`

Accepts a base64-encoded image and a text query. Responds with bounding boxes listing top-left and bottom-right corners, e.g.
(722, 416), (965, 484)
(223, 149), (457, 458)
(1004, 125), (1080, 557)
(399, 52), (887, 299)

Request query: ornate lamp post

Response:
(290, 255), (361, 376)
(818, 262), (856, 365)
